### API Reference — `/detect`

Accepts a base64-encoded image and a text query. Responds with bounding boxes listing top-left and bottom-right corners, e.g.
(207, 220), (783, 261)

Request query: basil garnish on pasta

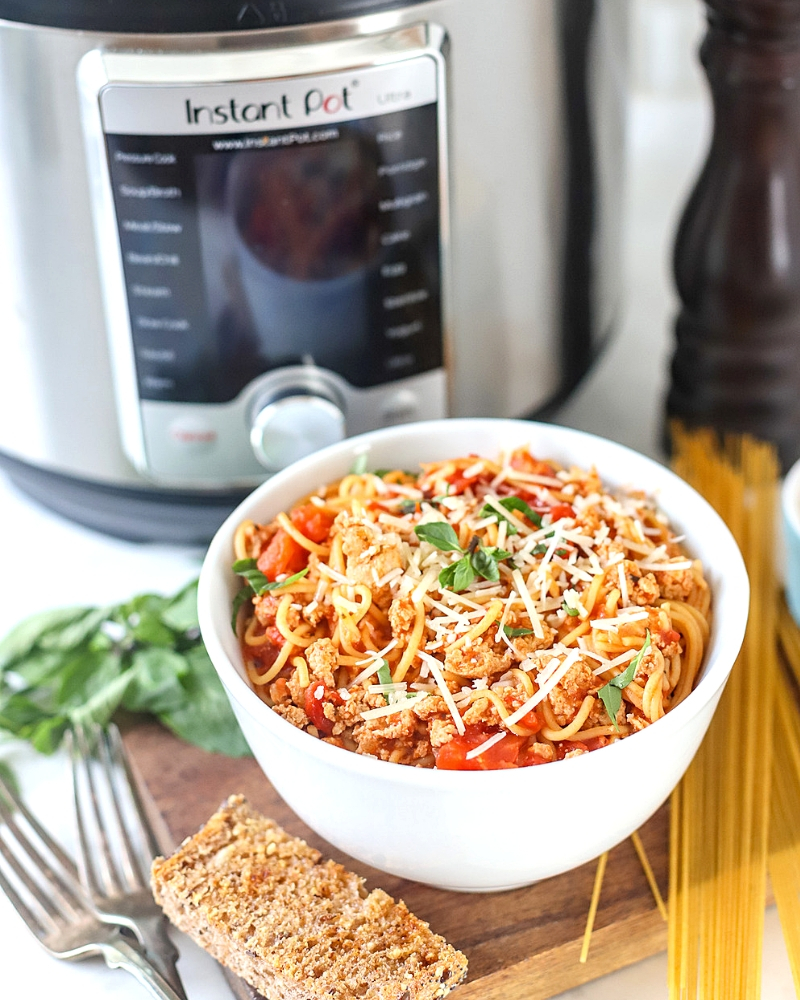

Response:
(598, 631), (651, 730)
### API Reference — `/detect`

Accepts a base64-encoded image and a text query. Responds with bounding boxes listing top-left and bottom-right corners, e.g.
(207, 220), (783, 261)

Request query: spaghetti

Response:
(232, 447), (711, 770)
(667, 428), (779, 998)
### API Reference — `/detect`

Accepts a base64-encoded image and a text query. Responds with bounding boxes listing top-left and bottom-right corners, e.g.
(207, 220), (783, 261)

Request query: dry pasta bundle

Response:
(667, 428), (779, 998)
(231, 446), (710, 771)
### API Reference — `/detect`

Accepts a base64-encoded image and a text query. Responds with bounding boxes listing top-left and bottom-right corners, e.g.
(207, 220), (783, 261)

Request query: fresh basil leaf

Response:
(122, 648), (188, 714)
(57, 649), (123, 710)
(375, 659), (393, 703)
(563, 603), (580, 617)
(0, 607), (89, 670)
(161, 579), (201, 632)
(471, 546), (500, 582)
(8, 650), (68, 689)
(502, 626), (535, 637)
(598, 631), (651, 730)
(232, 561), (309, 596)
(26, 716), (70, 756)
(624, 630), (652, 680)
(498, 496), (543, 528)
(259, 567), (310, 593)
(0, 578), (253, 759)
(439, 556), (477, 592)
(414, 522), (463, 553)
(532, 543), (548, 556)
(37, 607), (115, 653)
(231, 586), (253, 634)
(350, 452), (369, 475)
(68, 671), (133, 731)
(376, 660), (392, 687)
(130, 612), (175, 647)
(158, 645), (250, 757)
(0, 759), (19, 796)
(479, 503), (519, 536)
(232, 558), (270, 593)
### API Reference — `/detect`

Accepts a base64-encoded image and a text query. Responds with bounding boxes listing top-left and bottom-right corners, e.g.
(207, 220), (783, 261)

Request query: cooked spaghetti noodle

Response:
(232, 447), (711, 769)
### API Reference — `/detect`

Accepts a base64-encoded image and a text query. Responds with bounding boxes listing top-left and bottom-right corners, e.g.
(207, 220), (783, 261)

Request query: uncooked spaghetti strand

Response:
(667, 426), (778, 999)
(630, 829), (668, 922)
(579, 851), (608, 964)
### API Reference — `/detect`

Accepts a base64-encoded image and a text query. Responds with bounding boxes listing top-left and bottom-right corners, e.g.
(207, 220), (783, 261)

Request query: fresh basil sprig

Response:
(480, 496), (543, 534)
(598, 630), (651, 730)
(231, 561), (310, 633)
(375, 659), (393, 704)
(414, 523), (512, 592)
(502, 625), (535, 638)
(412, 522), (463, 553)
(0, 580), (251, 758)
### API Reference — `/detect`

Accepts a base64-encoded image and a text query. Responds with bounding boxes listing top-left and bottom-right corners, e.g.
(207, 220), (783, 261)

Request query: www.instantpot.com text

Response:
(211, 127), (340, 151)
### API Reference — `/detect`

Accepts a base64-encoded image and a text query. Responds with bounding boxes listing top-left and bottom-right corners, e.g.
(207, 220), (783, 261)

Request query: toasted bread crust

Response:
(151, 795), (467, 1000)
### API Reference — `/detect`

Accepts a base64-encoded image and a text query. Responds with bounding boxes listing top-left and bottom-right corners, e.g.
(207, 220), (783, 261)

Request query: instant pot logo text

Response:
(184, 83), (355, 126)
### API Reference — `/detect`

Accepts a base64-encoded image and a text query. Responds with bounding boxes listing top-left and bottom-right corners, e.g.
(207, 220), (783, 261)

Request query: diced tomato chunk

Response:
(509, 451), (556, 477)
(257, 528), (308, 579)
(548, 503), (576, 521)
(304, 681), (344, 736)
(511, 707), (543, 733)
(290, 503), (335, 543)
(245, 627), (285, 673)
(517, 748), (551, 767)
(556, 736), (608, 759)
(660, 628), (682, 647)
(435, 726), (525, 770)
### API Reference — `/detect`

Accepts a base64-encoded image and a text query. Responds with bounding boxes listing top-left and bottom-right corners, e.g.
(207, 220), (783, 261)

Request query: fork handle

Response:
(102, 936), (188, 1000)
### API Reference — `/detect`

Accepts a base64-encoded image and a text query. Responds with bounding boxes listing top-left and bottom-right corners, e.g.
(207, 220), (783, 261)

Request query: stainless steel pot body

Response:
(0, 1), (628, 539)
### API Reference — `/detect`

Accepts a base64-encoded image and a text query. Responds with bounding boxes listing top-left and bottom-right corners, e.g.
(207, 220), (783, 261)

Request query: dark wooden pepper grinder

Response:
(666, 0), (800, 472)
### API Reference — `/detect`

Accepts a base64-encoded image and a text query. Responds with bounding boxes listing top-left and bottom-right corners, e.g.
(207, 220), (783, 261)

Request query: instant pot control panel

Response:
(78, 24), (448, 487)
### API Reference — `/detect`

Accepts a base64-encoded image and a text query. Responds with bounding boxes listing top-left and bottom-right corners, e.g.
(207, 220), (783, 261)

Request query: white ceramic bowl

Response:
(782, 455), (800, 627)
(198, 419), (749, 892)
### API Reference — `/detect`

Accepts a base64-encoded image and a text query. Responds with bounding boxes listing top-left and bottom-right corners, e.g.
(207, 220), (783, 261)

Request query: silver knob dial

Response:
(249, 394), (346, 473)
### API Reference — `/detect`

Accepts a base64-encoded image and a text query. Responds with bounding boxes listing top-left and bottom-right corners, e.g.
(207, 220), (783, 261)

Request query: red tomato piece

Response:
(556, 736), (608, 759)
(245, 627), (285, 674)
(509, 451), (557, 478)
(517, 748), (551, 767)
(511, 707), (543, 733)
(290, 503), (335, 543)
(548, 503), (576, 521)
(435, 726), (525, 770)
(304, 681), (344, 736)
(256, 528), (308, 580)
(660, 628), (682, 647)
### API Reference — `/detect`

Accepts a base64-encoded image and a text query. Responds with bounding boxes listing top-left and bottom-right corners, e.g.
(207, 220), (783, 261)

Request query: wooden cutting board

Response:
(123, 720), (669, 999)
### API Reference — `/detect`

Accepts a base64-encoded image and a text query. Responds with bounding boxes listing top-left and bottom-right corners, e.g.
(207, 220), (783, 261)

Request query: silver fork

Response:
(0, 773), (185, 999)
(69, 722), (187, 1000)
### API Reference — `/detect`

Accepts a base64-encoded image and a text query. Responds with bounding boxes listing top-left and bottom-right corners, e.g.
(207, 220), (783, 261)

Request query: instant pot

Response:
(0, 1), (628, 542)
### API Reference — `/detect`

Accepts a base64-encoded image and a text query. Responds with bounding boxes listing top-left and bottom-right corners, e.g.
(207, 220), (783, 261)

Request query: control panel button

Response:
(250, 395), (345, 472)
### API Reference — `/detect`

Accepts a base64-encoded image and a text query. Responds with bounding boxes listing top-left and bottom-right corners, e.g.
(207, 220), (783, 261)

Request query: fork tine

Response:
(70, 725), (124, 899)
(0, 788), (84, 927)
(96, 724), (148, 888)
(106, 723), (163, 873)
(0, 775), (79, 880)
(0, 864), (51, 942)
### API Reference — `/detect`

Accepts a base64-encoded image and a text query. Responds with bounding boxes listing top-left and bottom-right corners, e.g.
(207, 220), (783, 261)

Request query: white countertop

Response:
(0, 89), (796, 998)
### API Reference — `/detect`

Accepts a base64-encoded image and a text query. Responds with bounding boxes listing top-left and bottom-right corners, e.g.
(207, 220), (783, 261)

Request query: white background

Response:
(0, 1), (796, 996)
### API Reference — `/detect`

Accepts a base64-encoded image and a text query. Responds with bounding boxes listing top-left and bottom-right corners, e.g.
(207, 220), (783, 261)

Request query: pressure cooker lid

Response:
(0, 0), (426, 33)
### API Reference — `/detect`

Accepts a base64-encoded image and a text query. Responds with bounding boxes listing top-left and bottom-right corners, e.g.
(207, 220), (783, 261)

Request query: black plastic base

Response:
(0, 0), (424, 34)
(0, 451), (250, 545)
